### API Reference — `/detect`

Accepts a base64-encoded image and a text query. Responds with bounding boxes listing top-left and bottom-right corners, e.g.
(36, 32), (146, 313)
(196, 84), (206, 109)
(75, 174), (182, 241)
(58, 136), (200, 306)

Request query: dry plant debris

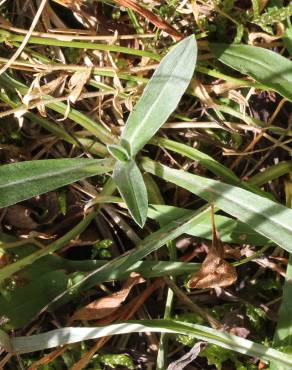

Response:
(0, 0), (292, 369)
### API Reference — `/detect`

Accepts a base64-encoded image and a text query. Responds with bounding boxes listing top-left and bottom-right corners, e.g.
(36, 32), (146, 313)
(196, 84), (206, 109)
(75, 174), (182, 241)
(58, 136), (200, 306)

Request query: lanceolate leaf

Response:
(210, 43), (292, 101)
(107, 144), (130, 162)
(141, 158), (292, 253)
(121, 35), (197, 156)
(0, 158), (115, 208)
(113, 159), (148, 227)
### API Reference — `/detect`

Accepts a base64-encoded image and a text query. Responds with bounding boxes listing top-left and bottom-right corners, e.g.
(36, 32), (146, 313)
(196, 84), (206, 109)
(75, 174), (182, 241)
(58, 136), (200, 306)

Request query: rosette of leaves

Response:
(108, 35), (197, 227)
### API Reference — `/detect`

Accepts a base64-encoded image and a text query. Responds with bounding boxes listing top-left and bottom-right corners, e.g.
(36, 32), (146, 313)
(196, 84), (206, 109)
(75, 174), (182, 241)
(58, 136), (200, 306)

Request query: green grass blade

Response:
(4, 31), (160, 60)
(6, 319), (292, 368)
(149, 205), (269, 245)
(0, 158), (114, 209)
(270, 254), (292, 370)
(41, 205), (211, 309)
(248, 161), (292, 187)
(122, 35), (197, 156)
(0, 73), (113, 147)
(152, 137), (271, 198)
(210, 43), (292, 101)
(0, 211), (98, 282)
(0, 258), (200, 329)
(141, 158), (292, 252)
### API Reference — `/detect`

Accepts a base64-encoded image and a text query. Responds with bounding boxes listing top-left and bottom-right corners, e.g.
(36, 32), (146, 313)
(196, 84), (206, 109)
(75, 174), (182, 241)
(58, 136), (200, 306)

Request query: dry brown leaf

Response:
(70, 272), (145, 322)
(188, 247), (237, 289)
(68, 69), (91, 103)
(0, 252), (10, 268)
(249, 23), (285, 45)
(112, 0), (182, 40)
(23, 75), (66, 106)
(71, 278), (163, 370)
(5, 205), (38, 231)
(21, 74), (66, 117)
(167, 341), (207, 370)
(191, 78), (217, 108)
(188, 207), (237, 289)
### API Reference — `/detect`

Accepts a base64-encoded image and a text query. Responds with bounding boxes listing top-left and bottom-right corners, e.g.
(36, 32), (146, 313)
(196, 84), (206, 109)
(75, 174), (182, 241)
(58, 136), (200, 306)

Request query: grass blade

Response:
(141, 158), (292, 252)
(5, 319), (292, 368)
(151, 137), (272, 199)
(149, 205), (269, 245)
(271, 254), (292, 370)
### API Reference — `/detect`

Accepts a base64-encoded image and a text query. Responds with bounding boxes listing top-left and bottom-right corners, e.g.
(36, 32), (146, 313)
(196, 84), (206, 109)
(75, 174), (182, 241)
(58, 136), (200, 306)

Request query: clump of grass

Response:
(0, 1), (292, 369)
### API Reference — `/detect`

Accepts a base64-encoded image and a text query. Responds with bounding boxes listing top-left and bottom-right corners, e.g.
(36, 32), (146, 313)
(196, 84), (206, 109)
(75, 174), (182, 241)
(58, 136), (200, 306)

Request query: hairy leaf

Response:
(0, 158), (114, 208)
(107, 144), (130, 162)
(121, 35), (197, 156)
(211, 43), (292, 101)
(113, 159), (148, 227)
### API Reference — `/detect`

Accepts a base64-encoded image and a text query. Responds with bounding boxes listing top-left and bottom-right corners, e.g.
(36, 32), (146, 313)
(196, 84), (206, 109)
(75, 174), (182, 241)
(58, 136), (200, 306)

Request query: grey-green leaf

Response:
(0, 158), (115, 208)
(122, 35), (197, 156)
(107, 144), (130, 162)
(141, 158), (292, 253)
(210, 43), (292, 101)
(113, 159), (148, 227)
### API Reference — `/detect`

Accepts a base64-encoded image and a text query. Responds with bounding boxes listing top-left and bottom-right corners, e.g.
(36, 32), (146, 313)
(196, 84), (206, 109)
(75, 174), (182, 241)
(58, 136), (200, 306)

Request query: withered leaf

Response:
(167, 341), (207, 370)
(188, 206), (237, 289)
(112, 0), (182, 40)
(5, 205), (38, 231)
(71, 272), (145, 322)
(188, 246), (237, 289)
(68, 69), (91, 103)
(23, 75), (66, 106)
(21, 75), (66, 117)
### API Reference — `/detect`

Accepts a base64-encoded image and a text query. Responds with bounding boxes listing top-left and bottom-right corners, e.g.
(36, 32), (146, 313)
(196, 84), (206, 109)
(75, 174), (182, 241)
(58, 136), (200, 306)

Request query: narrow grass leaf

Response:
(122, 35), (197, 156)
(6, 319), (292, 368)
(1, 207), (209, 328)
(249, 161), (292, 187)
(0, 211), (98, 283)
(271, 254), (292, 370)
(35, 205), (211, 314)
(284, 26), (292, 55)
(152, 137), (271, 199)
(0, 158), (115, 208)
(0, 233), (200, 279)
(141, 158), (292, 252)
(148, 205), (269, 245)
(210, 43), (292, 101)
(113, 159), (148, 227)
